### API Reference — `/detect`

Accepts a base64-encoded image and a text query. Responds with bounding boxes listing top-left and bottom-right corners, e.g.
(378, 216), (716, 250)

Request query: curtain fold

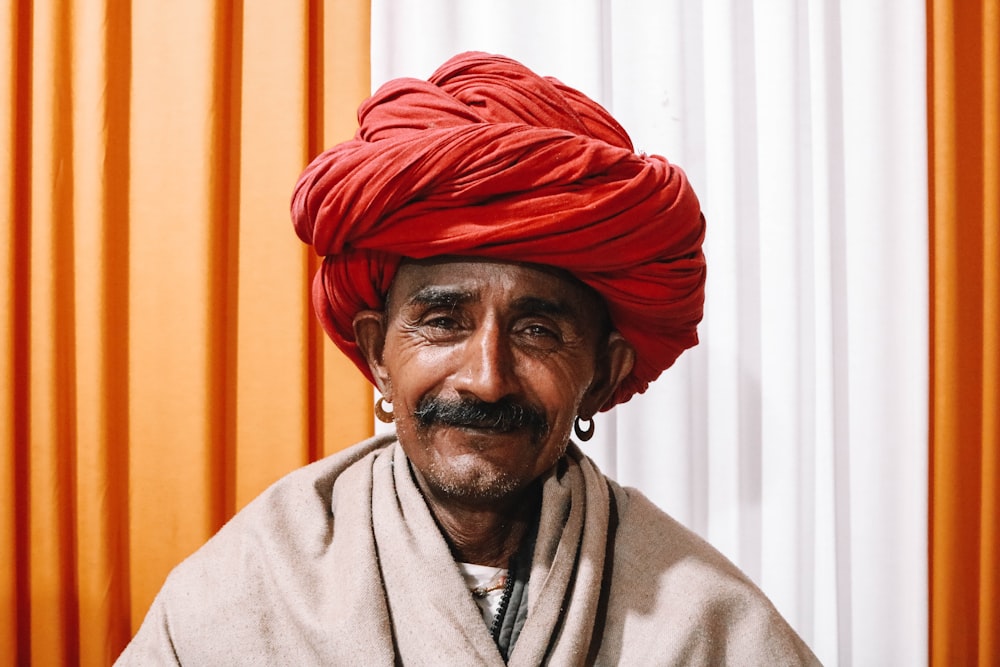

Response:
(929, 0), (1000, 664)
(1, 1), (372, 663)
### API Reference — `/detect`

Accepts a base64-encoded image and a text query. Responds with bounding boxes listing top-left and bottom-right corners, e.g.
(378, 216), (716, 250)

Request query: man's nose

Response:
(455, 322), (518, 403)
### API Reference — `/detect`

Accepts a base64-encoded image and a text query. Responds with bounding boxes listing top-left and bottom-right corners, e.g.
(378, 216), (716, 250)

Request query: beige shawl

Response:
(117, 435), (820, 666)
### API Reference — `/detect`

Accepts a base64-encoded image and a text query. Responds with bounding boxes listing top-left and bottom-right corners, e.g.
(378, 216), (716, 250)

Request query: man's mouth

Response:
(412, 396), (549, 442)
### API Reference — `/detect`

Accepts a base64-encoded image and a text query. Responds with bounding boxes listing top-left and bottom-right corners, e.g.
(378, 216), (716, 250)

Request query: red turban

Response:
(291, 52), (706, 410)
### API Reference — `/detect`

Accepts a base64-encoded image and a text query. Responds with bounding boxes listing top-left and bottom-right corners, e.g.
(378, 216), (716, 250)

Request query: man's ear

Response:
(579, 332), (636, 418)
(353, 309), (392, 399)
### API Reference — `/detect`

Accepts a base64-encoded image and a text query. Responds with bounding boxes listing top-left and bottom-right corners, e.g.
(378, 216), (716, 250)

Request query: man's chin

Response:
(420, 452), (527, 503)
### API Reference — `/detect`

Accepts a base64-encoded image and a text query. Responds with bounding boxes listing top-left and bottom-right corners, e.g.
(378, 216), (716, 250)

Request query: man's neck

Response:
(415, 475), (541, 567)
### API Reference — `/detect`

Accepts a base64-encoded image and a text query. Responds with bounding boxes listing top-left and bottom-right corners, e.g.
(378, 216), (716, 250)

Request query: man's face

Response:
(354, 257), (634, 506)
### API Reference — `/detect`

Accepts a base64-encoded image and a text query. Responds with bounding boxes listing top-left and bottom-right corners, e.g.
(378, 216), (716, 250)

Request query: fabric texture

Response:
(117, 435), (820, 666)
(291, 52), (707, 409)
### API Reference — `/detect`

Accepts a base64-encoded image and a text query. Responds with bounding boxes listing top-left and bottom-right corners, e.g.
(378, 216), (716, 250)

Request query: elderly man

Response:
(118, 52), (819, 665)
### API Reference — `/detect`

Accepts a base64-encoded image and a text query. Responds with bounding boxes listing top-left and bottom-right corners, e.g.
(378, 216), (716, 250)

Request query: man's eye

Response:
(524, 324), (555, 337)
(517, 323), (561, 346)
(423, 316), (459, 330)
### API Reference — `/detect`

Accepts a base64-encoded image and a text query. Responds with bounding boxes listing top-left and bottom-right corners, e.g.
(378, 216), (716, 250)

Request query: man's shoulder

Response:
(605, 481), (820, 665)
(156, 435), (395, 594)
(241, 433), (397, 517)
(163, 434), (394, 566)
(610, 482), (766, 607)
(117, 434), (399, 664)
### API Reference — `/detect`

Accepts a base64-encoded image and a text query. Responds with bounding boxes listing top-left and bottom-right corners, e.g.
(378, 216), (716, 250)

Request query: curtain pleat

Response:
(929, 0), (1000, 664)
(1, 3), (30, 662)
(981, 1), (1000, 656)
(2, 1), (371, 663)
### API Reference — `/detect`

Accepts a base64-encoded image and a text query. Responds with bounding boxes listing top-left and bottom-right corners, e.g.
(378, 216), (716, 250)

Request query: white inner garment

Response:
(457, 562), (508, 627)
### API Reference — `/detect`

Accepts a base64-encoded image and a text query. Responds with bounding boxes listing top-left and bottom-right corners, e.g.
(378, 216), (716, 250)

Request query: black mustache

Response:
(413, 397), (548, 437)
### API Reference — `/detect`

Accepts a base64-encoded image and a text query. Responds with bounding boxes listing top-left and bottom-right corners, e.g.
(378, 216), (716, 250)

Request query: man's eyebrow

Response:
(404, 286), (475, 308)
(511, 296), (576, 318)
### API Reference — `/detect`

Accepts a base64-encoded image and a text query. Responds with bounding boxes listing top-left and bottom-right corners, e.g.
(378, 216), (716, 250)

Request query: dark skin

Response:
(354, 257), (635, 566)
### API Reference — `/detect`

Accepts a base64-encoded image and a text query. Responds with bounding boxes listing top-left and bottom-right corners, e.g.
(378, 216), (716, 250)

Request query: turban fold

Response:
(292, 52), (706, 409)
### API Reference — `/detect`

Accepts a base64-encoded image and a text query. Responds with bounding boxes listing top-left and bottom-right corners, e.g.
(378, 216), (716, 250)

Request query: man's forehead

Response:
(385, 256), (603, 315)
(391, 256), (574, 295)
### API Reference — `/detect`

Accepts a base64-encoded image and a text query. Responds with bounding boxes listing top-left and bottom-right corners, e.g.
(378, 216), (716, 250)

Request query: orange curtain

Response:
(1, 1), (372, 664)
(929, 0), (1000, 664)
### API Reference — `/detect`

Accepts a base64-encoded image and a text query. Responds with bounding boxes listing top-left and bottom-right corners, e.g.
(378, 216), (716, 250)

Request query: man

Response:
(118, 52), (819, 665)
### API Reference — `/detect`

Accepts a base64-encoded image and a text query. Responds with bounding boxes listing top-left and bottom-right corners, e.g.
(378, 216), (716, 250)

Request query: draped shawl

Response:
(291, 52), (707, 408)
(117, 435), (820, 665)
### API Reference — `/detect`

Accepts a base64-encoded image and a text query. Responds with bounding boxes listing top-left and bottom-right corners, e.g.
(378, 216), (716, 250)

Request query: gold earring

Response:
(574, 416), (594, 442)
(375, 397), (394, 423)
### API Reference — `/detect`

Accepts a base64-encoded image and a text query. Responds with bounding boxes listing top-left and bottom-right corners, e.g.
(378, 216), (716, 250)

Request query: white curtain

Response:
(370, 2), (927, 665)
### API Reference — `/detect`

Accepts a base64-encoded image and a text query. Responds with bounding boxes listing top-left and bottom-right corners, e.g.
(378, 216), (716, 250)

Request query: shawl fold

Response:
(291, 52), (707, 409)
(117, 435), (821, 666)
